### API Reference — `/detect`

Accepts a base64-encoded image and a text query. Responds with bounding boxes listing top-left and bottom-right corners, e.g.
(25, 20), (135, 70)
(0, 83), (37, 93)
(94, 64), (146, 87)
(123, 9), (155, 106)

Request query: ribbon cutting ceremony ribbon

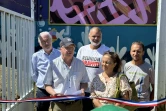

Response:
(0, 95), (86, 103)
(96, 97), (166, 107)
(0, 95), (166, 107)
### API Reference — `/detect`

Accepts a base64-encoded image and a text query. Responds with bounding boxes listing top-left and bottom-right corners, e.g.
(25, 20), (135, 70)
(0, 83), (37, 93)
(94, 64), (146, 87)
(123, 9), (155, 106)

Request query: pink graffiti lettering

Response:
(50, 0), (156, 24)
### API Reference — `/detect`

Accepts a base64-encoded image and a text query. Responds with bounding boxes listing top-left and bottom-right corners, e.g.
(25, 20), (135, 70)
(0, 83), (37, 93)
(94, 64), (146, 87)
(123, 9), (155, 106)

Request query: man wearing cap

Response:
(44, 37), (89, 111)
(31, 31), (60, 111)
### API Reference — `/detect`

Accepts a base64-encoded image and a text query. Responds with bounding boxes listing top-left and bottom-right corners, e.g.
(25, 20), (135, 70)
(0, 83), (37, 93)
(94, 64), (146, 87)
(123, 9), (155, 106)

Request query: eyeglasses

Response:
(104, 51), (115, 55)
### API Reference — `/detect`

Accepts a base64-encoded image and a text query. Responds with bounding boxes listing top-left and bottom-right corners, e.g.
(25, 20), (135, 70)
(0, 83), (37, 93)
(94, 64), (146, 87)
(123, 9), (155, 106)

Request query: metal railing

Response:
(0, 6), (35, 111)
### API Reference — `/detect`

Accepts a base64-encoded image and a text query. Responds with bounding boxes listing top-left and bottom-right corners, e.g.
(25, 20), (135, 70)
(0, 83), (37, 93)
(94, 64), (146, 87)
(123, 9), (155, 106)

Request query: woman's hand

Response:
(114, 91), (129, 107)
(93, 98), (102, 107)
(115, 103), (124, 107)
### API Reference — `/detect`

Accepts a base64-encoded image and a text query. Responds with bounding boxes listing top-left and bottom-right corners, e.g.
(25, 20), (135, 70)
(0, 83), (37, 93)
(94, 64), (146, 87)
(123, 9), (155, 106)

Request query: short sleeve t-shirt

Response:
(124, 61), (155, 101)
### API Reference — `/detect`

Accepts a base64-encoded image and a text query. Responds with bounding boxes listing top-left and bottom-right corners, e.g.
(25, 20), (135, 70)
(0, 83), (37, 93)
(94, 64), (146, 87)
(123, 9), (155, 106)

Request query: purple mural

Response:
(49, 0), (157, 25)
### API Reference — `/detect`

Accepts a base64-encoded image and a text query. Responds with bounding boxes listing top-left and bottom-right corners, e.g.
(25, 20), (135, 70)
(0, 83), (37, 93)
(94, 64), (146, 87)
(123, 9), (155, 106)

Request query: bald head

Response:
(88, 27), (102, 47)
(89, 27), (102, 36)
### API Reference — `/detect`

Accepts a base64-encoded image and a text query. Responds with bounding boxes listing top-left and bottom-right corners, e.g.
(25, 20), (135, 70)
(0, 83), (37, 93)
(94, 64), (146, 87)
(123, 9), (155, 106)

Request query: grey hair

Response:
(38, 31), (52, 43)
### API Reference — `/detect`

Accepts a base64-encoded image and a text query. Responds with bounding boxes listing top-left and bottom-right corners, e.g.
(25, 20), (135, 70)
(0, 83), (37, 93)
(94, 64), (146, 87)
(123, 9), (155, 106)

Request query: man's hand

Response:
(50, 93), (64, 97)
(80, 89), (85, 96)
(56, 93), (64, 96)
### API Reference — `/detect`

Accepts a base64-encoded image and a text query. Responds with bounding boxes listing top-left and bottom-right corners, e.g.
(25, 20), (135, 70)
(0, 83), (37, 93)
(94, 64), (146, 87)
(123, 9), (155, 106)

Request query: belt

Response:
(58, 100), (79, 105)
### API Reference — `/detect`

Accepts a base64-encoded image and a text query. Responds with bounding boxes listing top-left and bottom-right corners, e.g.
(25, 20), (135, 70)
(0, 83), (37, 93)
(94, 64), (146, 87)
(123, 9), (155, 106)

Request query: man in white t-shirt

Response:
(124, 41), (154, 111)
(76, 27), (110, 111)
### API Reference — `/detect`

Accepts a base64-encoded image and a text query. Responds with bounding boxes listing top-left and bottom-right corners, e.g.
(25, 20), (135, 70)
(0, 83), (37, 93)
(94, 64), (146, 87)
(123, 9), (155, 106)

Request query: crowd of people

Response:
(31, 27), (155, 111)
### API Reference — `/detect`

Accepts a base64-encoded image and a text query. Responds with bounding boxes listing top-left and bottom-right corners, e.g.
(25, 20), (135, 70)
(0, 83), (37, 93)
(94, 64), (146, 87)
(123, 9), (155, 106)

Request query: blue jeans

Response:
(36, 88), (50, 111)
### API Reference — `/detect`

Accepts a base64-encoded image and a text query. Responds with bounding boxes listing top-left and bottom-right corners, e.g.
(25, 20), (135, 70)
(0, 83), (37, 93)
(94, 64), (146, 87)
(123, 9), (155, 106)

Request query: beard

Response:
(132, 56), (141, 62)
(44, 44), (51, 49)
(89, 38), (102, 47)
(43, 45), (52, 51)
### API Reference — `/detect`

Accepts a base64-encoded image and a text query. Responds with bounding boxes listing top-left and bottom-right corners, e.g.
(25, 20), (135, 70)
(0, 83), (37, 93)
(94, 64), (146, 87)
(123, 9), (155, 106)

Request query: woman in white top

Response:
(91, 51), (132, 107)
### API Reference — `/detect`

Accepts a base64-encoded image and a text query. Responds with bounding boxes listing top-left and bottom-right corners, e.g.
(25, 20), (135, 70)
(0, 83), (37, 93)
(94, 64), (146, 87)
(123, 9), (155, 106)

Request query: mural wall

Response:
(49, 0), (157, 25)
(35, 0), (157, 67)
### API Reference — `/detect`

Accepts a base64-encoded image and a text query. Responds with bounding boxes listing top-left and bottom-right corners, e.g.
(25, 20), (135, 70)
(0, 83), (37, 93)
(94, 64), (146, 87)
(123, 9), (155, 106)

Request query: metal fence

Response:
(0, 6), (35, 111)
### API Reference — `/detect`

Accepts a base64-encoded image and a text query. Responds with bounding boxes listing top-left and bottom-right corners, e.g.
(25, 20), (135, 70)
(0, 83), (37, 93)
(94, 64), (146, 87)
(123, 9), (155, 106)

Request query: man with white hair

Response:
(76, 27), (110, 111)
(31, 31), (60, 111)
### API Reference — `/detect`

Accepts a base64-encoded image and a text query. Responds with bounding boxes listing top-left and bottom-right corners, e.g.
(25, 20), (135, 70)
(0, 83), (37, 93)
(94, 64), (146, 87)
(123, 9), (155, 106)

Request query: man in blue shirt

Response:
(31, 31), (60, 111)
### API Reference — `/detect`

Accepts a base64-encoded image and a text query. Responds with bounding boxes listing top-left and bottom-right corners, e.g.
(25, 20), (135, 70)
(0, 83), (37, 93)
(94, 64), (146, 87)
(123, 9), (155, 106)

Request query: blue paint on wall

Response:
(36, 21), (156, 50)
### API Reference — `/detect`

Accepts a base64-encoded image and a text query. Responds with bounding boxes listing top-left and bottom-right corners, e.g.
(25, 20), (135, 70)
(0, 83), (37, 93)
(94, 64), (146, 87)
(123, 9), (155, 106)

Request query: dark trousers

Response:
(135, 107), (153, 111)
(51, 100), (82, 111)
(82, 92), (94, 111)
(36, 88), (50, 111)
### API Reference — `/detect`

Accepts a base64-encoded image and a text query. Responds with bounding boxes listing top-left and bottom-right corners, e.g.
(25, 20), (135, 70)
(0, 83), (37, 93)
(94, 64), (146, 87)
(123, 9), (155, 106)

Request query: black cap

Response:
(59, 37), (75, 47)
